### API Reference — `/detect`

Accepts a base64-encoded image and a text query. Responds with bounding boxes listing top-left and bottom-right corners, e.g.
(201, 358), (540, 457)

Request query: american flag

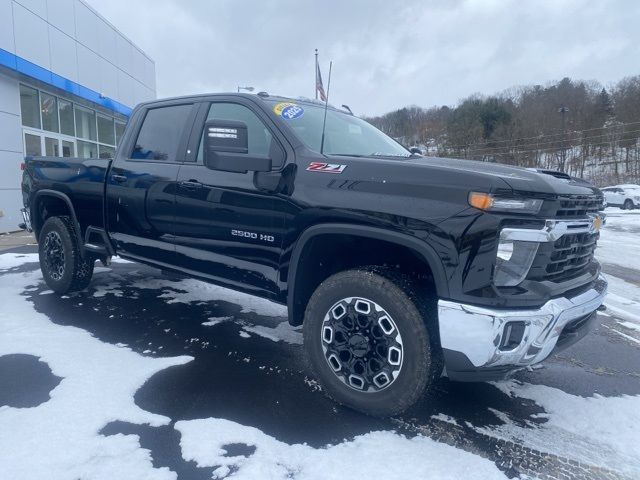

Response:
(316, 58), (327, 102)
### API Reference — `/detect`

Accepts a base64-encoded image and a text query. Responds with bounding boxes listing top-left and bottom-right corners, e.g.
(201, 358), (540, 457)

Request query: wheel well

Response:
(289, 234), (437, 326)
(32, 195), (72, 240)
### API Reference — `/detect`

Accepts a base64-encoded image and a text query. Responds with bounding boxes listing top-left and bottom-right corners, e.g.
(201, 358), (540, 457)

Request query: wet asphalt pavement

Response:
(1, 245), (639, 480)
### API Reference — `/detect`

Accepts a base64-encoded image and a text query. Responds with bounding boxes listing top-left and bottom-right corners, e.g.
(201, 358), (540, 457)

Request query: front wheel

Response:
(38, 216), (94, 293)
(623, 199), (634, 210)
(303, 268), (440, 416)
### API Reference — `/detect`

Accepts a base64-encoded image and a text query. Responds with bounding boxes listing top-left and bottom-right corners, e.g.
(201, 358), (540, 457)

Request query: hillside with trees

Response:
(364, 76), (640, 186)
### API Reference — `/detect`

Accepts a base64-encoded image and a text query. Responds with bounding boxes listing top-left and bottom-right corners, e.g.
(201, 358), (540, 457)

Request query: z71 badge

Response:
(306, 162), (347, 174)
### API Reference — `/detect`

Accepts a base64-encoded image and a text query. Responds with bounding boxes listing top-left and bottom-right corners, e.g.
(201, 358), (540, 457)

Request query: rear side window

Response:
(131, 104), (192, 161)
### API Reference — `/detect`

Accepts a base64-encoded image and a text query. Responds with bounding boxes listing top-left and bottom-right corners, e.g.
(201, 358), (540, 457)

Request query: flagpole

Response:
(315, 49), (318, 100)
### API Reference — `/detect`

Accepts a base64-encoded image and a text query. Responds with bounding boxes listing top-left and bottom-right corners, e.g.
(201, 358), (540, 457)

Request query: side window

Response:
(131, 104), (192, 161)
(197, 103), (283, 168)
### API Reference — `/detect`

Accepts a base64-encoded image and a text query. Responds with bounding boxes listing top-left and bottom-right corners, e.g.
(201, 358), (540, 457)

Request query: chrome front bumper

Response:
(438, 275), (607, 374)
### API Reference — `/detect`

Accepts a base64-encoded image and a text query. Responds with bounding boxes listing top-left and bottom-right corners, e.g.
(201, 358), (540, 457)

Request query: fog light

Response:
(500, 321), (526, 351)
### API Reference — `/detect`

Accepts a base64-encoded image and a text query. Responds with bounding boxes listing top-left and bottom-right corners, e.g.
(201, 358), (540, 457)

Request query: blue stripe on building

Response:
(0, 47), (132, 117)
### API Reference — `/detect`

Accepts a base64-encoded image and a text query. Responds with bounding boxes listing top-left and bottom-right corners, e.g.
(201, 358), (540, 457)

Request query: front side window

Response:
(197, 103), (281, 166)
(266, 100), (409, 158)
(132, 104), (192, 161)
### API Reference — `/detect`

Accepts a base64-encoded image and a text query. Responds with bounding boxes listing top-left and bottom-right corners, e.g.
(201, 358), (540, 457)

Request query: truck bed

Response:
(22, 156), (111, 237)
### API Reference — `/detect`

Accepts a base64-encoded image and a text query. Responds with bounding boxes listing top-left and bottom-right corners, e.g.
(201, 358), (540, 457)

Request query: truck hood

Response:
(401, 156), (600, 196)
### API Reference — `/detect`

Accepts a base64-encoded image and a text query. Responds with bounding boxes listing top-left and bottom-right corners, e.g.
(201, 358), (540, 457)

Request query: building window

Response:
(77, 140), (98, 158)
(19, 84), (124, 160)
(75, 106), (97, 141)
(115, 122), (126, 146)
(99, 145), (116, 159)
(24, 133), (41, 156)
(41, 93), (59, 133)
(44, 137), (59, 156)
(59, 100), (75, 136)
(97, 115), (115, 145)
(20, 85), (41, 129)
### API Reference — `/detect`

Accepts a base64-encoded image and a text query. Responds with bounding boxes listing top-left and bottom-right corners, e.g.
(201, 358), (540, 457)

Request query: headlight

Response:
(469, 192), (543, 214)
(493, 233), (539, 287)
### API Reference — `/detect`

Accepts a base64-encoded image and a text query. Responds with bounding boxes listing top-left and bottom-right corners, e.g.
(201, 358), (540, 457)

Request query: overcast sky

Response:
(86, 0), (639, 116)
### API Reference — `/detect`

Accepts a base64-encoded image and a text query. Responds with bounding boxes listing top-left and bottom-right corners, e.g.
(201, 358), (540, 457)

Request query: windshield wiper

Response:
(327, 153), (369, 158)
(369, 153), (411, 158)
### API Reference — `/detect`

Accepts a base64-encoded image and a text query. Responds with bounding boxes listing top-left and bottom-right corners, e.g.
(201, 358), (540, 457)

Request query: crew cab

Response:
(20, 93), (607, 416)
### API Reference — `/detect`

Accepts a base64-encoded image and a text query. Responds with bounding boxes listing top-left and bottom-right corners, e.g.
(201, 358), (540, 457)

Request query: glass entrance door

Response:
(24, 132), (42, 156)
(61, 140), (75, 157)
(44, 137), (59, 157)
(24, 130), (76, 158)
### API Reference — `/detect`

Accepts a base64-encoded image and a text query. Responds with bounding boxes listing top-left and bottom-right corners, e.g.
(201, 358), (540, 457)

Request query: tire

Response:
(38, 216), (94, 294)
(623, 199), (634, 210)
(303, 268), (440, 416)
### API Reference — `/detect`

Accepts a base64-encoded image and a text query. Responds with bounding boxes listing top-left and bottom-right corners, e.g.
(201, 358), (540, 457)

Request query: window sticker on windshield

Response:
(274, 102), (304, 120)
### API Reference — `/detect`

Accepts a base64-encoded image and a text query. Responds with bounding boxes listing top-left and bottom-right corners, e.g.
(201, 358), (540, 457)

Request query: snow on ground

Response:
(479, 381), (640, 478)
(239, 321), (303, 345)
(130, 276), (287, 318)
(0, 256), (193, 480)
(0, 252), (39, 271)
(597, 210), (640, 336)
(175, 418), (506, 480)
(0, 252), (507, 480)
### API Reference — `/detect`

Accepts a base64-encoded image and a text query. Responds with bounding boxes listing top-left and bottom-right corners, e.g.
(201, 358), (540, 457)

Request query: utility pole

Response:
(558, 106), (569, 172)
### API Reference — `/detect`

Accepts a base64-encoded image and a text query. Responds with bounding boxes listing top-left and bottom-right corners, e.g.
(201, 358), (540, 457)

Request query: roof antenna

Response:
(320, 61), (332, 155)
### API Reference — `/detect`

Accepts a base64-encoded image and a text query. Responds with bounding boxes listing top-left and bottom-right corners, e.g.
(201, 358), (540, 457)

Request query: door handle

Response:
(179, 180), (203, 190)
(111, 174), (127, 183)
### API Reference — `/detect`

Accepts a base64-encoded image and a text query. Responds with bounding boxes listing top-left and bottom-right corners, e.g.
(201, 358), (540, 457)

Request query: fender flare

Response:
(31, 190), (85, 254)
(286, 223), (449, 324)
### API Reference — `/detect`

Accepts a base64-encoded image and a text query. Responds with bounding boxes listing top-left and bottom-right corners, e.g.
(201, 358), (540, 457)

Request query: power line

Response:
(435, 120), (640, 151)
(435, 139), (640, 159)
(448, 129), (640, 154)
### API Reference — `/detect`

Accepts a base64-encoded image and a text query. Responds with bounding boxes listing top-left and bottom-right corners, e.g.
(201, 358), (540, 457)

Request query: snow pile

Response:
(175, 418), (506, 480)
(0, 255), (193, 480)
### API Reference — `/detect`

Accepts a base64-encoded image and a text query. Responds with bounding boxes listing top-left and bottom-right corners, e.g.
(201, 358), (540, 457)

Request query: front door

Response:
(173, 100), (288, 297)
(106, 103), (195, 265)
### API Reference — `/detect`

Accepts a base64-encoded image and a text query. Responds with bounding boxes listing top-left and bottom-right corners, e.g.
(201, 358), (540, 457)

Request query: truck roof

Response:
(136, 92), (348, 114)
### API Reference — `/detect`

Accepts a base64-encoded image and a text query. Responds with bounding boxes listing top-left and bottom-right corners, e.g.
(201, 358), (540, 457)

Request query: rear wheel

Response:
(38, 216), (94, 293)
(303, 268), (440, 416)
(623, 199), (634, 210)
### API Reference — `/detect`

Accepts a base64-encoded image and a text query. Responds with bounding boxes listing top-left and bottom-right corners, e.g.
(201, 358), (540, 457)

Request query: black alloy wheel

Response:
(303, 268), (440, 416)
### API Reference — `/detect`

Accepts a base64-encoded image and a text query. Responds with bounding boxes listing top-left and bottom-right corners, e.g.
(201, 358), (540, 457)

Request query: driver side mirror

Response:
(203, 119), (272, 173)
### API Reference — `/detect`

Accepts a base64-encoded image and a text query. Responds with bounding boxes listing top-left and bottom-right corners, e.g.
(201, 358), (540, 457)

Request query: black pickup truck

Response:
(20, 93), (607, 416)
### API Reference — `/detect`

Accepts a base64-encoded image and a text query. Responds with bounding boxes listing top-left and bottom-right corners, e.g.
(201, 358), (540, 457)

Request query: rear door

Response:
(172, 99), (289, 297)
(106, 102), (196, 265)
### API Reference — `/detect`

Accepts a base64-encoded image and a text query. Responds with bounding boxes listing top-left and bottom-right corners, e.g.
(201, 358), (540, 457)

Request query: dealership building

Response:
(0, 0), (156, 233)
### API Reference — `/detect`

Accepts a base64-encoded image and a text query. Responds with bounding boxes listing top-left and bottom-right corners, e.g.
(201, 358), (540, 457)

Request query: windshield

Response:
(267, 100), (410, 157)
